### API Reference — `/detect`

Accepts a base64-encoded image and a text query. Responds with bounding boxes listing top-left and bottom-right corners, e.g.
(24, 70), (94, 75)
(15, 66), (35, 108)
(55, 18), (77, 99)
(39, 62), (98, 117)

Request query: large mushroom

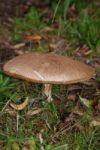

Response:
(3, 52), (95, 102)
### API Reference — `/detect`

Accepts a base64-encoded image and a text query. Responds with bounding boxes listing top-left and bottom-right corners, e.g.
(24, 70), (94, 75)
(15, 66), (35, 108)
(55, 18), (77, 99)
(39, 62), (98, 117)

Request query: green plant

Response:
(74, 128), (100, 150)
(45, 143), (68, 150)
(52, 0), (73, 22)
(62, 10), (100, 52)
(0, 72), (15, 100)
(63, 0), (73, 20)
(12, 7), (45, 42)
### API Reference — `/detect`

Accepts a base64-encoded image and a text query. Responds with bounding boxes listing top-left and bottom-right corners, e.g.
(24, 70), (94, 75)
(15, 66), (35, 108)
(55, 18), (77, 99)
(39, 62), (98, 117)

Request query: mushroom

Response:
(3, 52), (95, 102)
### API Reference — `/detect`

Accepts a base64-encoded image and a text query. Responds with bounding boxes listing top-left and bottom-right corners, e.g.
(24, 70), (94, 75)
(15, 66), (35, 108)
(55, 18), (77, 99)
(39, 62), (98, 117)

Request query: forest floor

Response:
(0, 1), (100, 150)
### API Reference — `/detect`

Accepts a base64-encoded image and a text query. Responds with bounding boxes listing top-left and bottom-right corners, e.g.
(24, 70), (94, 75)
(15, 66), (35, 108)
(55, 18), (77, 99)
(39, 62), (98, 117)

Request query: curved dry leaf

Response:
(79, 96), (92, 108)
(10, 97), (29, 110)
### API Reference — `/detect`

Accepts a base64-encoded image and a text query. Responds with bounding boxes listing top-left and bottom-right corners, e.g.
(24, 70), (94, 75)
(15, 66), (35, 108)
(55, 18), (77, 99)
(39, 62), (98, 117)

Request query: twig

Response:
(52, 0), (62, 24)
(1, 99), (11, 112)
(16, 112), (19, 132)
(39, 132), (45, 150)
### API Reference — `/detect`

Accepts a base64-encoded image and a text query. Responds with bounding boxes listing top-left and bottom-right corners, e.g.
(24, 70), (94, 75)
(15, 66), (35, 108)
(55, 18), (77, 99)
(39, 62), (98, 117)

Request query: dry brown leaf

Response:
(49, 43), (56, 49)
(14, 49), (29, 55)
(5, 108), (16, 116)
(90, 119), (100, 127)
(67, 93), (77, 101)
(14, 49), (26, 55)
(84, 50), (92, 56)
(79, 96), (92, 108)
(72, 105), (84, 116)
(26, 108), (42, 116)
(10, 97), (29, 110)
(12, 43), (25, 49)
(25, 35), (42, 43)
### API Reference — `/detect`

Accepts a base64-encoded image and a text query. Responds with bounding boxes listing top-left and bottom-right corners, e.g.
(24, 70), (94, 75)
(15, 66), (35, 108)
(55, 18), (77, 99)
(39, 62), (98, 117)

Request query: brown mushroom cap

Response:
(3, 52), (95, 84)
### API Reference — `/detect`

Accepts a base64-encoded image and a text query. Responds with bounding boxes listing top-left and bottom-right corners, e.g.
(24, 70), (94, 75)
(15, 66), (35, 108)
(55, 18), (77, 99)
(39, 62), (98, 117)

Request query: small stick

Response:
(39, 132), (45, 150)
(1, 99), (11, 112)
(16, 112), (19, 132)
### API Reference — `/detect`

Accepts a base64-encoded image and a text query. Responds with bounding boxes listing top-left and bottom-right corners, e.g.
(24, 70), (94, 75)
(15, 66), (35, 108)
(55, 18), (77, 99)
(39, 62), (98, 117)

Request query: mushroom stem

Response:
(43, 84), (53, 102)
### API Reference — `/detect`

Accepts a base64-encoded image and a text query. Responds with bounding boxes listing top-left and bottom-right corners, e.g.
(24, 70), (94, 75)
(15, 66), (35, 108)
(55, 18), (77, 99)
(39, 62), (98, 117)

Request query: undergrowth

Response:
(60, 10), (100, 53)
(0, 72), (100, 149)
(12, 7), (45, 42)
(0, 0), (100, 149)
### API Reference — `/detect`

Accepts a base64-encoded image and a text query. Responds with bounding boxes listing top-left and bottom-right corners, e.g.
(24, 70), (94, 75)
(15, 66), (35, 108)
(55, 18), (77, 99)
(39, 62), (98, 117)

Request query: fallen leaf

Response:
(5, 108), (16, 116)
(75, 44), (90, 57)
(84, 50), (92, 56)
(10, 97), (29, 110)
(26, 108), (42, 116)
(67, 93), (77, 101)
(14, 49), (29, 55)
(90, 119), (100, 127)
(25, 35), (42, 43)
(72, 105), (84, 116)
(79, 96), (92, 108)
(49, 43), (56, 49)
(12, 43), (25, 49)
